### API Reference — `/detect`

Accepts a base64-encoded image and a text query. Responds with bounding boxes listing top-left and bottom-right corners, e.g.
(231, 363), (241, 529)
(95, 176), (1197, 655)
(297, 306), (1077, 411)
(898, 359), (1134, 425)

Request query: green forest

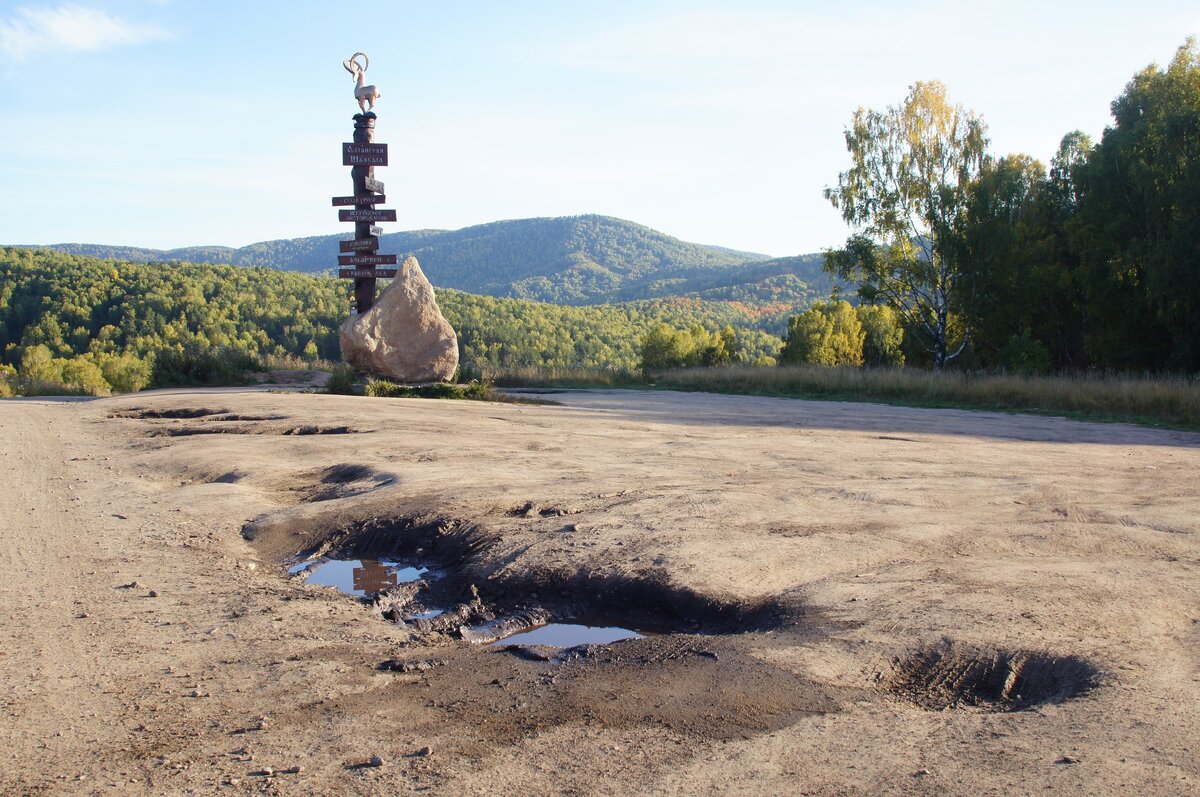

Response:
(0, 247), (783, 395)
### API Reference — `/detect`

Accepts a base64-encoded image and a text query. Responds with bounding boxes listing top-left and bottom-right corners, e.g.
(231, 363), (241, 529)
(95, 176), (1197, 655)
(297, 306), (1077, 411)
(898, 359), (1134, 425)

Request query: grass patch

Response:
(331, 363), (1199, 430)
(484, 365), (643, 389)
(363, 379), (558, 405)
(648, 365), (1200, 431)
(365, 380), (491, 400)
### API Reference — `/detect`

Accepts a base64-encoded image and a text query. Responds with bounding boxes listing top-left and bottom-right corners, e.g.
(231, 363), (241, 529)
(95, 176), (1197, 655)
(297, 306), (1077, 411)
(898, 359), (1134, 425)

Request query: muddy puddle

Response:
(489, 623), (645, 648)
(291, 555), (652, 648)
(262, 513), (793, 655)
(290, 557), (432, 598)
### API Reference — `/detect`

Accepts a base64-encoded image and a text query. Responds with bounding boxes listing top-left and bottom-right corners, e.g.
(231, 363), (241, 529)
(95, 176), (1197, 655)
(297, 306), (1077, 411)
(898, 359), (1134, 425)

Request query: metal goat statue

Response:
(343, 52), (381, 113)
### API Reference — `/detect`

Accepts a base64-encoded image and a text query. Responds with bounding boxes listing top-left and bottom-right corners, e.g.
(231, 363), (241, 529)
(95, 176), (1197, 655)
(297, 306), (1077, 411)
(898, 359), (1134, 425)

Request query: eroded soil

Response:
(1, 387), (1198, 795)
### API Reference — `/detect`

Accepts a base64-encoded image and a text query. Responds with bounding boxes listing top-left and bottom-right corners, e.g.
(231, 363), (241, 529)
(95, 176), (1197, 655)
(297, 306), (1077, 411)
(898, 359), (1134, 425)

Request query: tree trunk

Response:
(932, 309), (949, 371)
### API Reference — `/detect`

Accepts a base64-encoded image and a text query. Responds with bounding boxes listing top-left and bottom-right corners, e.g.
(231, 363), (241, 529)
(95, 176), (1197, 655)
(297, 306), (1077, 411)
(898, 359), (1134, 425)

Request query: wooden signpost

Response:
(334, 53), (397, 314)
(330, 194), (386, 206)
(339, 254), (397, 266)
(339, 236), (379, 252)
(337, 208), (397, 223)
(339, 268), (398, 279)
(342, 143), (388, 166)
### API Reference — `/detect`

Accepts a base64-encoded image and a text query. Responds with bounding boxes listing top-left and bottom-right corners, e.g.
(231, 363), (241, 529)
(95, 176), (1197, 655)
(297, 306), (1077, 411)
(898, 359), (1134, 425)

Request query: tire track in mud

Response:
(885, 641), (1100, 711)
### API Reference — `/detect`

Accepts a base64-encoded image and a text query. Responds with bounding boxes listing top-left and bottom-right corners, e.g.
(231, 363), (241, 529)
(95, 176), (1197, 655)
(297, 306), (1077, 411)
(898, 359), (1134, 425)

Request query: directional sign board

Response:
(339, 254), (397, 266)
(340, 236), (380, 252)
(342, 143), (388, 166)
(338, 208), (397, 223)
(339, 268), (398, 279)
(331, 194), (386, 206)
(364, 177), (385, 193)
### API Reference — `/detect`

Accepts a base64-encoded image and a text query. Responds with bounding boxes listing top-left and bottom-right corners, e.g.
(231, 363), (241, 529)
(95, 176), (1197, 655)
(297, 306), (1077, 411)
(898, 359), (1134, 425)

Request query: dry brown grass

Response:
(486, 365), (642, 389)
(472, 364), (1200, 430)
(651, 365), (1200, 430)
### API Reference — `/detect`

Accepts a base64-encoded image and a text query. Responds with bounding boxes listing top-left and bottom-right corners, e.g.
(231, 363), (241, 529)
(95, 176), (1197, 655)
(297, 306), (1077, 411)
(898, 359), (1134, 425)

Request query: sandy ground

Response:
(0, 386), (1197, 796)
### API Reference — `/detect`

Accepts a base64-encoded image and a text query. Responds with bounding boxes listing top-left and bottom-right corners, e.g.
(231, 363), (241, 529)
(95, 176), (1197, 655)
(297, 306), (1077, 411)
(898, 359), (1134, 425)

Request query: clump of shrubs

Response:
(150, 344), (264, 387)
(364, 379), (493, 400)
(639, 324), (740, 373)
(3, 344), (154, 397)
(0, 364), (16, 398)
(778, 301), (905, 368)
(325, 363), (360, 395)
(997, 330), (1052, 375)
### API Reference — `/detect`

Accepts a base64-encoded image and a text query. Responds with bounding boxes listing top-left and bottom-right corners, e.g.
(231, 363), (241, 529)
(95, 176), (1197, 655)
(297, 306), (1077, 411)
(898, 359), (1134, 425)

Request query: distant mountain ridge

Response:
(30, 214), (832, 306)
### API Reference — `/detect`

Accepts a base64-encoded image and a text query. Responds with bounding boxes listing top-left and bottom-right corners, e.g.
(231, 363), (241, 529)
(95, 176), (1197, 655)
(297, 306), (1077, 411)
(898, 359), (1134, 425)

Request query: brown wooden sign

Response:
(339, 268), (398, 279)
(331, 194), (386, 206)
(340, 236), (379, 252)
(339, 254), (398, 266)
(364, 177), (385, 193)
(342, 143), (388, 166)
(338, 208), (397, 222)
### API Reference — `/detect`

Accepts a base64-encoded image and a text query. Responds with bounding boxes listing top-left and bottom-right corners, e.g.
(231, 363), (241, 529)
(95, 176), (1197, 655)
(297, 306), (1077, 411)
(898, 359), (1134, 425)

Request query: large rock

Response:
(339, 256), (459, 383)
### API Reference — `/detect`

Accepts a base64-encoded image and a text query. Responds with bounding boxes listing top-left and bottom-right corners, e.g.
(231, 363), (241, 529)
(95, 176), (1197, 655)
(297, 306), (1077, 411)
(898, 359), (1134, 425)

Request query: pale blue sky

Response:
(0, 1), (1196, 256)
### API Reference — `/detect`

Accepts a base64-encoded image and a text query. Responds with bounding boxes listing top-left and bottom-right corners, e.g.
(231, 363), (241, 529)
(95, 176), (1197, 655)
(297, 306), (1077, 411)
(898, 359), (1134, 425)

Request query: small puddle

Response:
(490, 623), (645, 648)
(290, 558), (429, 597)
(410, 609), (445, 620)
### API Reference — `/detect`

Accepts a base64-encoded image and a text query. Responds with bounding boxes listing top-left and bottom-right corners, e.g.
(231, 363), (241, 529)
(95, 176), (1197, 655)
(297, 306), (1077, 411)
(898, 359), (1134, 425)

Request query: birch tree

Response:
(823, 81), (988, 369)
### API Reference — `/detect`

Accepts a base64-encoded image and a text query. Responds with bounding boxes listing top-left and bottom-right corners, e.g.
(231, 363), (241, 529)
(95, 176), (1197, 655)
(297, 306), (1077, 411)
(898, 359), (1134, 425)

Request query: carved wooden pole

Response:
(351, 113), (379, 314)
(335, 53), (397, 315)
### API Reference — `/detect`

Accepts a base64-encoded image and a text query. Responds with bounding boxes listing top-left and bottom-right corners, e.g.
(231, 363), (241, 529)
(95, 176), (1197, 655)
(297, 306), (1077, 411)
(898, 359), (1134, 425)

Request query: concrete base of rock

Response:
(339, 256), (459, 383)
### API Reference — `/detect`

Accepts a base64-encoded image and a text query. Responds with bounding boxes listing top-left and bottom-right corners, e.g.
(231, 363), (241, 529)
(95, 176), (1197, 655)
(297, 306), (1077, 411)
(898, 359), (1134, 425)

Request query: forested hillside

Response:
(0, 247), (784, 392)
(33, 215), (829, 306)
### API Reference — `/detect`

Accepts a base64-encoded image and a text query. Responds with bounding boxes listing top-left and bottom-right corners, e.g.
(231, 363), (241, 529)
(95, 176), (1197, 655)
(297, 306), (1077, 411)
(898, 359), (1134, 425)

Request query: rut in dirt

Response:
(886, 641), (1100, 711)
(110, 407), (362, 436)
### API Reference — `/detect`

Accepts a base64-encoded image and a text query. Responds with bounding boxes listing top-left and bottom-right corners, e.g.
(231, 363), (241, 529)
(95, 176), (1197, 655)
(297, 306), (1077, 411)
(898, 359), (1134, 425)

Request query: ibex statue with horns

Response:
(343, 52), (380, 113)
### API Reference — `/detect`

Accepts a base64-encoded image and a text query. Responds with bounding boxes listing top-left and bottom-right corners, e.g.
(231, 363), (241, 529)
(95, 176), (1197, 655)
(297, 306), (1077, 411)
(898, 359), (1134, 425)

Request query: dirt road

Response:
(1, 388), (1197, 795)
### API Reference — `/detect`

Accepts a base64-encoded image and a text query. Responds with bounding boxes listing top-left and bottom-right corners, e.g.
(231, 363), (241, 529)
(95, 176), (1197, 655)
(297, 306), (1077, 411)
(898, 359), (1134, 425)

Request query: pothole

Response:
(320, 464), (376, 484)
(289, 464), (395, 503)
(149, 426), (259, 437)
(254, 510), (851, 745)
(271, 513), (796, 652)
(887, 642), (1100, 711)
(281, 425), (356, 436)
(147, 424), (361, 437)
(111, 407), (230, 419)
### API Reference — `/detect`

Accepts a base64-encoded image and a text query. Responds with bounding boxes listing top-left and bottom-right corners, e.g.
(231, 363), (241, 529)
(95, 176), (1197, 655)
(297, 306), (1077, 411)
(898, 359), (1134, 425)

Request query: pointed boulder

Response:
(339, 256), (459, 383)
